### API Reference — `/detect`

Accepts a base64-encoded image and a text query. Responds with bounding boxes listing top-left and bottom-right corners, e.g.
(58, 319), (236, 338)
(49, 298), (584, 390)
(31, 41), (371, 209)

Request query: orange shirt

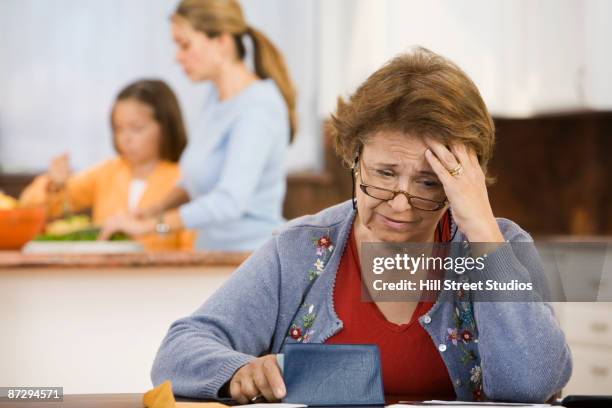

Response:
(20, 157), (194, 251)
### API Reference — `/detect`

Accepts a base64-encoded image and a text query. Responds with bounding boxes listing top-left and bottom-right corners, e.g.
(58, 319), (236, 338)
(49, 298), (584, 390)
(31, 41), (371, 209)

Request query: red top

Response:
(326, 211), (456, 402)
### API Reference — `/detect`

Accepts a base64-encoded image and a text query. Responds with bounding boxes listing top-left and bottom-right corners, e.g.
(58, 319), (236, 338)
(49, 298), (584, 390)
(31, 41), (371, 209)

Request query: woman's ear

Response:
(352, 160), (358, 210)
(218, 32), (238, 59)
(351, 153), (360, 171)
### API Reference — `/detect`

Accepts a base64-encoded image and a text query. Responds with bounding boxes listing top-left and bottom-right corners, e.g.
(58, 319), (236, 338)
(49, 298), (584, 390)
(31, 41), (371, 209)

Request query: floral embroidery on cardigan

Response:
(308, 235), (334, 281)
(447, 284), (484, 401)
(470, 364), (483, 400)
(287, 234), (335, 343)
(289, 304), (317, 343)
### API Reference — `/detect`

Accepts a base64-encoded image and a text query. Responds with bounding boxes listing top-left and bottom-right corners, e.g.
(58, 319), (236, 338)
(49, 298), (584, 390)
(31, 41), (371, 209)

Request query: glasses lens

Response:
(363, 185), (395, 200)
(410, 196), (444, 211)
(361, 184), (446, 210)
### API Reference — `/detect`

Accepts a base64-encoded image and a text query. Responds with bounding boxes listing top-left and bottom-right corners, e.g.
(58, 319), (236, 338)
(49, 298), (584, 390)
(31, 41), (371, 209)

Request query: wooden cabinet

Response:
(490, 112), (612, 236)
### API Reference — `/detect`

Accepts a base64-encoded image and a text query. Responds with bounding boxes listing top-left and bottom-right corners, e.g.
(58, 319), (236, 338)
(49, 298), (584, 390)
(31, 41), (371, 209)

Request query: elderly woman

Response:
(151, 48), (571, 403)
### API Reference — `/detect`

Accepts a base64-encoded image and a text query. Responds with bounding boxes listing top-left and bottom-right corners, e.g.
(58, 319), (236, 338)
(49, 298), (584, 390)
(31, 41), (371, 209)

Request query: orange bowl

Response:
(0, 207), (46, 250)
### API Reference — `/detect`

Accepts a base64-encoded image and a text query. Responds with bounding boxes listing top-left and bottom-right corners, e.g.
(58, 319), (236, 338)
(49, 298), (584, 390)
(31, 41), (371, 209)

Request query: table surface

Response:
(0, 393), (145, 408)
(0, 393), (574, 407)
(0, 394), (393, 408)
(0, 393), (272, 408)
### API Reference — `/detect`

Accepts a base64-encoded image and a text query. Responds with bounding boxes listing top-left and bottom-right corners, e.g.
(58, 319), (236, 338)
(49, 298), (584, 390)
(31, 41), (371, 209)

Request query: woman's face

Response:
(355, 131), (449, 243)
(171, 17), (223, 81)
(112, 99), (161, 166)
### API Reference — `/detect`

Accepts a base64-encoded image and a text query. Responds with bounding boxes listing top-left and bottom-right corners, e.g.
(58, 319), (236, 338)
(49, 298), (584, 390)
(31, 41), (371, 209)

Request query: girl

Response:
(20, 79), (194, 251)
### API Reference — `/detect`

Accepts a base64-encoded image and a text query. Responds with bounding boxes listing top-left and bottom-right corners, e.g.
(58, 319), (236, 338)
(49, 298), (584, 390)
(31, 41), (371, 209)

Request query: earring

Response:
(351, 169), (357, 210)
(352, 154), (360, 210)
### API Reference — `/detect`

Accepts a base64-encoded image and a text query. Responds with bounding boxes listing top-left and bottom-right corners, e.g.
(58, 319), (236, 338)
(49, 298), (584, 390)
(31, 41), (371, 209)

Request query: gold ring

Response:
(251, 394), (265, 403)
(449, 164), (463, 177)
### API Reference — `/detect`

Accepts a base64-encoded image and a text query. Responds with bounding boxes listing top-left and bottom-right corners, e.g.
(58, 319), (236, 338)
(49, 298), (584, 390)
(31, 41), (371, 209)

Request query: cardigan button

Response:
(422, 315), (432, 324)
(455, 378), (462, 386)
(438, 344), (447, 352)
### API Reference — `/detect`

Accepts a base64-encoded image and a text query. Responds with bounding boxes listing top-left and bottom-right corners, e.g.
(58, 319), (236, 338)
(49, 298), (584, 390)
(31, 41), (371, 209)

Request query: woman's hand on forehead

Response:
(424, 138), (504, 243)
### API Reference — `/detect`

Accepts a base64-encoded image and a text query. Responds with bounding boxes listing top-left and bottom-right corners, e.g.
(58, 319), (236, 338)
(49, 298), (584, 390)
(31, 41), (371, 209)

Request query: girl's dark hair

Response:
(113, 79), (187, 162)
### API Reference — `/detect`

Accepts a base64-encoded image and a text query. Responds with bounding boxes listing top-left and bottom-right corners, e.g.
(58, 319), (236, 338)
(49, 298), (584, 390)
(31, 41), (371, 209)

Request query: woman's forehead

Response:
(171, 17), (193, 38)
(363, 132), (429, 161)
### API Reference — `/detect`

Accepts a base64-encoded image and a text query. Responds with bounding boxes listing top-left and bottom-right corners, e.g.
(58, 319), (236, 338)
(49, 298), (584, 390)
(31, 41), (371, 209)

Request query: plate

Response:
(22, 240), (144, 254)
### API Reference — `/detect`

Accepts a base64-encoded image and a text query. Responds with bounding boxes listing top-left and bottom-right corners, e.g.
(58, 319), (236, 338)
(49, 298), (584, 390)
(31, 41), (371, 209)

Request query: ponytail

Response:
(175, 0), (296, 142)
(246, 26), (297, 143)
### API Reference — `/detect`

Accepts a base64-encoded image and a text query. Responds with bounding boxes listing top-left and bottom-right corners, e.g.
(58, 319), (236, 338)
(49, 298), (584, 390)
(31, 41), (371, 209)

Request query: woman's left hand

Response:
(424, 139), (504, 243)
(98, 213), (156, 241)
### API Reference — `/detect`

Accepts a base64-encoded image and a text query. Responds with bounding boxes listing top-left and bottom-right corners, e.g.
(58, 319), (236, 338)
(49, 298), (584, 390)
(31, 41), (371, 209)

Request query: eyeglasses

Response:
(354, 159), (448, 211)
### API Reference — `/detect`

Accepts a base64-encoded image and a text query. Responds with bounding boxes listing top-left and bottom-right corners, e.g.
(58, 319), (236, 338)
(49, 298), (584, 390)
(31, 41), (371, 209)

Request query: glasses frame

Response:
(354, 157), (448, 212)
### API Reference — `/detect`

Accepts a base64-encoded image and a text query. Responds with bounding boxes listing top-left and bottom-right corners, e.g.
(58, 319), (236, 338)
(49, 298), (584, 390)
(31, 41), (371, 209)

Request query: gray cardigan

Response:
(151, 200), (572, 402)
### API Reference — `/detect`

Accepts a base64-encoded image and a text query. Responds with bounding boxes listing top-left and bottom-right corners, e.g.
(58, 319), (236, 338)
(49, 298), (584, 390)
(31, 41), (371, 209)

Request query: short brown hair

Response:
(113, 79), (187, 162)
(331, 47), (495, 175)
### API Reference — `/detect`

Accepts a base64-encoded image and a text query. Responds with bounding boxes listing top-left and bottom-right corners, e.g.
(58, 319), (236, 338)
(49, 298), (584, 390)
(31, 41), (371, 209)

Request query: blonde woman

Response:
(101, 0), (296, 251)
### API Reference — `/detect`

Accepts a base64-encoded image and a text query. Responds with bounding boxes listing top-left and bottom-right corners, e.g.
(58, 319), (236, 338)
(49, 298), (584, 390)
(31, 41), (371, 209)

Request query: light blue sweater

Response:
(178, 79), (289, 251)
(151, 200), (572, 402)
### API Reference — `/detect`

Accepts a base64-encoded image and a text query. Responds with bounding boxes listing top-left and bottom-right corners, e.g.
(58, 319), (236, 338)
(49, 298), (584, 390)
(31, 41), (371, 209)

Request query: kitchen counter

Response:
(0, 250), (250, 268)
(1, 249), (251, 394)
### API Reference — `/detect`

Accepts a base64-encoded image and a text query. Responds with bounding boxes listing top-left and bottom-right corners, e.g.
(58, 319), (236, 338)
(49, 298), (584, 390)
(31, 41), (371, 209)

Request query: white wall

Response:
(584, 0), (612, 110)
(318, 0), (612, 118)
